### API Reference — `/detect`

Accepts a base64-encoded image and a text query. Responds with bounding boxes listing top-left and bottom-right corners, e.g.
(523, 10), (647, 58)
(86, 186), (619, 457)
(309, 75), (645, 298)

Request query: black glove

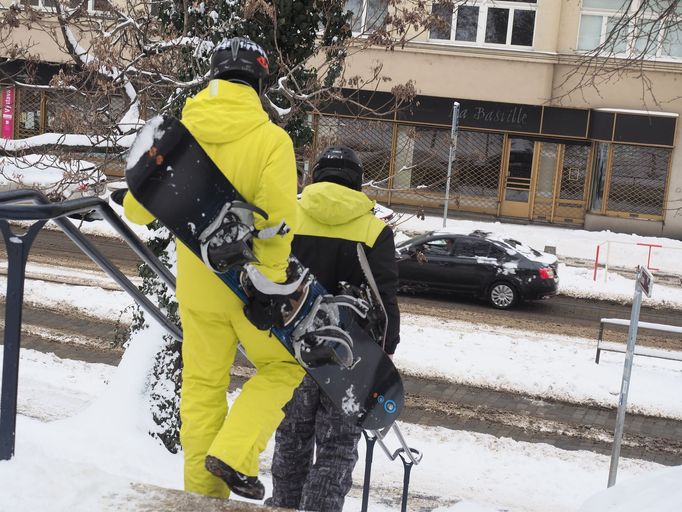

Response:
(241, 272), (284, 331)
(243, 289), (287, 331)
(110, 188), (128, 206)
(241, 263), (310, 331)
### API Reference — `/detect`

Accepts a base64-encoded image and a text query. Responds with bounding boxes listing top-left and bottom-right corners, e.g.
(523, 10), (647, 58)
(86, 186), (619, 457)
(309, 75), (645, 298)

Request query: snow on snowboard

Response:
(125, 115), (403, 430)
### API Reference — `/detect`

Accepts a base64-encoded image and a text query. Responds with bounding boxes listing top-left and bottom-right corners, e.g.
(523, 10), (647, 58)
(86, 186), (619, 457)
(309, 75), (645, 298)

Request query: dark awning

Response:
(320, 89), (677, 147)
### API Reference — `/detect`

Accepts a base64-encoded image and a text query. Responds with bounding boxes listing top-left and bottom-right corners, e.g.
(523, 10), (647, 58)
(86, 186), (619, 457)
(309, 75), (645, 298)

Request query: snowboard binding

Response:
(199, 201), (289, 273)
(291, 288), (373, 370)
(338, 281), (386, 346)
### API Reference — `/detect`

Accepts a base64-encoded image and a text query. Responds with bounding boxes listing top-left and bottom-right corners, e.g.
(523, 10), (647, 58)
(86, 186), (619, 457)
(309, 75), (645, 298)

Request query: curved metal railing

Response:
(0, 189), (181, 461)
(0, 190), (180, 340)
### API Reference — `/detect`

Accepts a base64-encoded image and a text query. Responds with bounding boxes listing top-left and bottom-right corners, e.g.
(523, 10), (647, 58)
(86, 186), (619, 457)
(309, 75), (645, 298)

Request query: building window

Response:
(607, 144), (670, 216)
(589, 142), (670, 217)
(345, 0), (388, 33)
(429, 1), (537, 48)
(18, 0), (109, 11)
(577, 0), (682, 59)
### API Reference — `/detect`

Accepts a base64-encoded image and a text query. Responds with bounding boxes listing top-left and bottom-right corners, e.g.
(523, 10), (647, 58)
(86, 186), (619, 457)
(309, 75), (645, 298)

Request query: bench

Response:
(595, 318), (682, 364)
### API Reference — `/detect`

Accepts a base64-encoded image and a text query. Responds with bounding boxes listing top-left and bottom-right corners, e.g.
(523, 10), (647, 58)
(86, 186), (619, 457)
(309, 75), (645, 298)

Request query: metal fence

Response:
(10, 84), (170, 141)
(13, 86), (129, 138)
(607, 144), (670, 216)
(312, 114), (501, 215)
(9, 85), (168, 177)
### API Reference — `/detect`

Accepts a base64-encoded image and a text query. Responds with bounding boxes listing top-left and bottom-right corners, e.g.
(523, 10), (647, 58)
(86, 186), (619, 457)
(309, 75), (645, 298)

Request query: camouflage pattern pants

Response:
(269, 374), (362, 512)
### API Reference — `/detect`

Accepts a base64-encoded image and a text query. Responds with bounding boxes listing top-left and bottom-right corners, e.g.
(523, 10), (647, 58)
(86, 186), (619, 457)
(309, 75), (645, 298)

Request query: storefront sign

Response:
(1, 87), (14, 139)
(463, 105), (529, 125)
(396, 95), (543, 134)
(458, 101), (540, 132)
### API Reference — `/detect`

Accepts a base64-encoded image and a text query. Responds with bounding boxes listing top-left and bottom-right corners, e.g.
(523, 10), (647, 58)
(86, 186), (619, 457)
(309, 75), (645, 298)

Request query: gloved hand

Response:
(243, 289), (286, 331)
(241, 265), (309, 331)
(241, 271), (284, 330)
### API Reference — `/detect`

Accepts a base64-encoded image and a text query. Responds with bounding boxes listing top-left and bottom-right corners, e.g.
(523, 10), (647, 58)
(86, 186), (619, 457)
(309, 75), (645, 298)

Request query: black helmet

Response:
(210, 37), (270, 95)
(312, 146), (363, 191)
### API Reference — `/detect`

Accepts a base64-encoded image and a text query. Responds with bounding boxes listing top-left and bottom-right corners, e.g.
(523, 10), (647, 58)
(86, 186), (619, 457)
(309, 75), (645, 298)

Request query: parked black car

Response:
(396, 230), (559, 309)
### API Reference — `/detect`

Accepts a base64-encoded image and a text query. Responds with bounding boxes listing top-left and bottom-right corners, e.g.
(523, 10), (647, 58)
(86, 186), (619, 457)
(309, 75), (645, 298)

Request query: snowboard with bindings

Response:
(125, 115), (403, 430)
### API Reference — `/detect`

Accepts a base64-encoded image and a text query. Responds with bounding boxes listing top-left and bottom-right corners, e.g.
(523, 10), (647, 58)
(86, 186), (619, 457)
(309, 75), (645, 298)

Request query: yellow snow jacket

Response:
(124, 80), (298, 310)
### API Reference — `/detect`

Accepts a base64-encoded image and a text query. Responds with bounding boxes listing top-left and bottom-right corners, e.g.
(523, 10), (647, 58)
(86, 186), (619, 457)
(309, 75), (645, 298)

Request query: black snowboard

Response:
(125, 115), (403, 430)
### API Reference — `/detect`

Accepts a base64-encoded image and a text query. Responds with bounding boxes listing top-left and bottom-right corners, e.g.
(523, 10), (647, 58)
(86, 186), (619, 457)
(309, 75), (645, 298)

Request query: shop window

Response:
(429, 0), (537, 48)
(559, 144), (590, 200)
(606, 144), (670, 216)
(577, 0), (682, 59)
(394, 125), (451, 192)
(589, 142), (609, 212)
(345, 0), (388, 33)
(316, 115), (392, 186)
(14, 89), (42, 139)
(454, 130), (504, 209)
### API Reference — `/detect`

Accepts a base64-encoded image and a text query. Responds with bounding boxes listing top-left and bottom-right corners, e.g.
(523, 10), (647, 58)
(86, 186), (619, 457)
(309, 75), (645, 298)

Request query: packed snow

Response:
(0, 200), (681, 511)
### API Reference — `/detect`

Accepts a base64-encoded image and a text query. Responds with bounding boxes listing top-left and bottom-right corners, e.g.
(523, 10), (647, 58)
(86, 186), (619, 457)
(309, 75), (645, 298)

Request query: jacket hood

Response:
(299, 182), (375, 226)
(181, 80), (269, 144)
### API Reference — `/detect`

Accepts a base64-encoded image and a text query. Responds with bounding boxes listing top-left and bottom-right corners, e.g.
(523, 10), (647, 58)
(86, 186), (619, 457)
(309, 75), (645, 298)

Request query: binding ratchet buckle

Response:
(291, 293), (371, 370)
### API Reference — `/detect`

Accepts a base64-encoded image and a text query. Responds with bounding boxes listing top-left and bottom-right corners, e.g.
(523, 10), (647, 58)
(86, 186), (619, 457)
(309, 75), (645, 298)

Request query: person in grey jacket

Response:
(266, 146), (400, 511)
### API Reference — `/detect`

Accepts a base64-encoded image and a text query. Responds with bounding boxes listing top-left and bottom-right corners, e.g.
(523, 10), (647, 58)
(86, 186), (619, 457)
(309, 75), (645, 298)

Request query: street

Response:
(1, 227), (682, 467)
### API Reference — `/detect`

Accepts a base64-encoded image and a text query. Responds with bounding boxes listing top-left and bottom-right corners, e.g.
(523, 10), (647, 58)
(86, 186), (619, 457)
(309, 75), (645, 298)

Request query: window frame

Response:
(428, 0), (538, 49)
(15, 0), (109, 13)
(577, 0), (682, 60)
(347, 0), (388, 34)
(588, 141), (670, 219)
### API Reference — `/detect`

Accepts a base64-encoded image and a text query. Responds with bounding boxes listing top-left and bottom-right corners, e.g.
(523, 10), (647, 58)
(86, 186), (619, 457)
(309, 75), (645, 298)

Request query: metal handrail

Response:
(0, 189), (186, 460)
(370, 423), (423, 466)
(361, 423), (423, 512)
(0, 190), (180, 340)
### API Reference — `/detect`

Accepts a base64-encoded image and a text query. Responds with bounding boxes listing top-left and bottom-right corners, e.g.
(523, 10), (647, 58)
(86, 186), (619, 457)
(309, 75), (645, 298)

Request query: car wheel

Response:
(488, 282), (518, 309)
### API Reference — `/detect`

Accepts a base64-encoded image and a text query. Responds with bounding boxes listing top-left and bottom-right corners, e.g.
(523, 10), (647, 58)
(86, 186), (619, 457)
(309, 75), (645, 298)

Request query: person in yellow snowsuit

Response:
(122, 37), (304, 500)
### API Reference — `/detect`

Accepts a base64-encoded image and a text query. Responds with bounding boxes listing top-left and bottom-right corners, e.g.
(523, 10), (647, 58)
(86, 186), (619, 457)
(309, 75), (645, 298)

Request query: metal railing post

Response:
(360, 430), (378, 512)
(442, 101), (460, 228)
(0, 219), (45, 460)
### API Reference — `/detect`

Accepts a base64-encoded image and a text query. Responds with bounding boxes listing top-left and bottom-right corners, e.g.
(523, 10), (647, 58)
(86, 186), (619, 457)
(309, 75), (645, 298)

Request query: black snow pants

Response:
(269, 374), (362, 512)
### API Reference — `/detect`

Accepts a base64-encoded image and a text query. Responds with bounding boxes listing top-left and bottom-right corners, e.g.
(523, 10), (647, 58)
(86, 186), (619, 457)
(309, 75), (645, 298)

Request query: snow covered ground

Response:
(0, 324), (670, 512)
(0, 205), (681, 511)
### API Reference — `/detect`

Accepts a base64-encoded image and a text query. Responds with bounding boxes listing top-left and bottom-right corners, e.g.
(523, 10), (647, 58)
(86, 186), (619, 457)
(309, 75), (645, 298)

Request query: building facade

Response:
(1, 0), (681, 238)
(315, 0), (682, 238)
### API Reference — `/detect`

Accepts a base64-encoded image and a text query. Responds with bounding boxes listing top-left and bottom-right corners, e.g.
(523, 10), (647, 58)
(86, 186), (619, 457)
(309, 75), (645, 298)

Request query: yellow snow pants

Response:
(179, 293), (305, 498)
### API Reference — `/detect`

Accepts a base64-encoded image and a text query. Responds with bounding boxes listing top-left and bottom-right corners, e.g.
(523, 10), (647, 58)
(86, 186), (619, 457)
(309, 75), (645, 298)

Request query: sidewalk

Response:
(102, 483), (289, 511)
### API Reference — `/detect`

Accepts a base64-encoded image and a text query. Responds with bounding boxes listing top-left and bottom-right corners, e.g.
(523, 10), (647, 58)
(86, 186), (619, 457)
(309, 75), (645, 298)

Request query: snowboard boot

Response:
(205, 455), (265, 500)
